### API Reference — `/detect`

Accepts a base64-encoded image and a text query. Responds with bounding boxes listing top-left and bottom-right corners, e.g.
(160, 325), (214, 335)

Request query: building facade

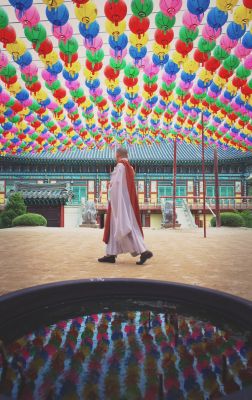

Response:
(1, 143), (252, 228)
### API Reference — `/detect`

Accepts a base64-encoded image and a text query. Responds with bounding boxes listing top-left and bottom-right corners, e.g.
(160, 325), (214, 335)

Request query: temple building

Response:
(1, 143), (252, 228)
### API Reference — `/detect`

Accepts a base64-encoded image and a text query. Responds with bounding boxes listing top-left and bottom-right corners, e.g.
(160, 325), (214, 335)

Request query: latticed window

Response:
(71, 186), (87, 205)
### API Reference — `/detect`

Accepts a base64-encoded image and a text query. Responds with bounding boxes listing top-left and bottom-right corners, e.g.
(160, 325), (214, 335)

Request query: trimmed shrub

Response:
(12, 213), (47, 227)
(240, 210), (252, 228)
(0, 193), (27, 229)
(210, 212), (245, 227)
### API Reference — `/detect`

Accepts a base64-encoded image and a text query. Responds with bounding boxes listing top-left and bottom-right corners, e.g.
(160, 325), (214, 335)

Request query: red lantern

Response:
(144, 83), (158, 94)
(1, 75), (18, 85)
(76, 96), (86, 105)
(72, 0), (89, 7)
(60, 52), (78, 65)
(11, 102), (23, 113)
(129, 16), (150, 38)
(97, 99), (107, 108)
(104, 65), (119, 80)
(232, 77), (246, 88)
(123, 76), (138, 87)
(175, 40), (193, 56)
(204, 57), (220, 72)
(86, 60), (103, 73)
(28, 81), (41, 93)
(218, 67), (233, 79)
(241, 85), (252, 97)
(0, 26), (16, 47)
(104, 0), (127, 26)
(34, 38), (53, 57)
(155, 29), (174, 47)
(0, 115), (5, 124)
(54, 88), (66, 99)
(243, 0), (252, 9)
(194, 49), (209, 63)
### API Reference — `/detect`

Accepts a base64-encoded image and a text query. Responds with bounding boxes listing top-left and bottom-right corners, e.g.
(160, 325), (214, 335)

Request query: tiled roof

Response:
(11, 183), (72, 205)
(2, 143), (252, 164)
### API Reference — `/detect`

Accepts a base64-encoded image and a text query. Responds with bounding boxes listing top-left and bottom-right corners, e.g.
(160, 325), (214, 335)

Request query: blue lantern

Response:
(242, 31), (252, 49)
(79, 21), (99, 42)
(152, 53), (169, 66)
(187, 0), (210, 15)
(63, 70), (79, 82)
(109, 33), (128, 56)
(227, 22), (246, 40)
(164, 61), (180, 75)
(16, 89), (29, 102)
(46, 4), (69, 27)
(46, 61), (63, 75)
(16, 51), (32, 68)
(129, 45), (147, 64)
(207, 8), (228, 29)
(9, 0), (33, 12)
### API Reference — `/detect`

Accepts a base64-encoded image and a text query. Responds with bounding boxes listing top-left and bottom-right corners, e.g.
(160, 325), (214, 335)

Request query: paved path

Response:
(0, 226), (252, 300)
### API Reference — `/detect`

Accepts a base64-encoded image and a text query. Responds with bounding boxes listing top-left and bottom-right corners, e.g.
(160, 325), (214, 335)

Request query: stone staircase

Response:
(176, 200), (197, 229)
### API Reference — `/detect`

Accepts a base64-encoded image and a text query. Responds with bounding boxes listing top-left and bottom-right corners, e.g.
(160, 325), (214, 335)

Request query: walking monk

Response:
(98, 147), (153, 265)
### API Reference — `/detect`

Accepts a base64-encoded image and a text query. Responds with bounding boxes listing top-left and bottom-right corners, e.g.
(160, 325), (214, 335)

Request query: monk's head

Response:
(116, 146), (128, 163)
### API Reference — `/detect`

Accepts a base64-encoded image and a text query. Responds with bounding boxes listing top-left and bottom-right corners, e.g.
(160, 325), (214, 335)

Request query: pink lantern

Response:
(65, 80), (80, 90)
(85, 37), (103, 53)
(21, 63), (38, 77)
(144, 63), (159, 78)
(0, 92), (10, 104)
(0, 52), (9, 69)
(202, 25), (221, 41)
(15, 6), (40, 28)
(109, 48), (127, 59)
(182, 11), (203, 30)
(159, 0), (182, 17)
(162, 72), (176, 85)
(53, 24), (73, 43)
(41, 69), (57, 84)
(47, 101), (58, 111)
(90, 87), (102, 97)
(220, 35), (238, 53)
(234, 44), (250, 59)
(194, 85), (204, 95)
(244, 54), (252, 69)
(22, 98), (33, 107)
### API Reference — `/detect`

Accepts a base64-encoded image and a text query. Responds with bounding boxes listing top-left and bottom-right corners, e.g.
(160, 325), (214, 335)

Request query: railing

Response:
(181, 199), (197, 228)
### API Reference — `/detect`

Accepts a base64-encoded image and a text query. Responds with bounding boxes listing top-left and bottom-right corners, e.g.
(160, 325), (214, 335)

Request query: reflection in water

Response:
(0, 309), (252, 399)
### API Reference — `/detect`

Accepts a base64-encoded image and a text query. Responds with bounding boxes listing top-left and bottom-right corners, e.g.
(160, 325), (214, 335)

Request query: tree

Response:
(0, 193), (27, 228)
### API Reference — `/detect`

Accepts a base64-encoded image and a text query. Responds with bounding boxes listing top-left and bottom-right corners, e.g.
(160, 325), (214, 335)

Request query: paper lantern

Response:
(131, 0), (153, 20)
(59, 38), (79, 58)
(159, 0), (182, 18)
(0, 7), (8, 29)
(16, 51), (32, 67)
(73, 0), (89, 7)
(220, 35), (238, 52)
(75, 2), (97, 26)
(0, 53), (9, 69)
(223, 55), (240, 71)
(129, 16), (149, 38)
(233, 5), (252, 27)
(34, 38), (53, 57)
(187, 0), (210, 15)
(155, 11), (175, 31)
(227, 22), (246, 40)
(213, 45), (229, 61)
(198, 37), (216, 53)
(179, 26), (198, 43)
(15, 5), (40, 27)
(60, 52), (78, 65)
(109, 33), (128, 56)
(175, 40), (193, 56)
(104, 0), (127, 25)
(85, 36), (103, 53)
(207, 8), (228, 29)
(9, 0), (33, 12)
(46, 4), (69, 26)
(24, 23), (46, 48)
(243, 0), (252, 8)
(52, 24), (73, 43)
(242, 31), (252, 49)
(216, 0), (238, 11)
(43, 0), (64, 8)
(182, 11), (203, 30)
(194, 49), (209, 63)
(0, 26), (16, 47)
(155, 29), (174, 47)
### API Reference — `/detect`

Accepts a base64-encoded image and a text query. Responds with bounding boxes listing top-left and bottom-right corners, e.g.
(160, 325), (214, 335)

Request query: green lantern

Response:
(131, 0), (153, 20)
(236, 65), (251, 80)
(124, 64), (139, 78)
(0, 7), (9, 29)
(143, 74), (158, 84)
(59, 37), (78, 55)
(213, 46), (229, 61)
(0, 64), (16, 78)
(24, 23), (47, 49)
(86, 49), (104, 64)
(5, 98), (15, 107)
(155, 11), (175, 31)
(109, 58), (126, 71)
(223, 55), (240, 71)
(198, 37), (216, 53)
(30, 101), (40, 112)
(45, 80), (61, 92)
(179, 26), (199, 43)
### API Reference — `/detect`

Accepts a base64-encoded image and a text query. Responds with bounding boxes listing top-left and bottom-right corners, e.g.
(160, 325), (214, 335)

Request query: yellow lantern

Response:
(40, 51), (58, 67)
(6, 39), (26, 61)
(42, 0), (64, 9)
(105, 20), (126, 40)
(233, 5), (252, 27)
(216, 0), (238, 12)
(129, 33), (148, 49)
(171, 51), (185, 65)
(75, 2), (97, 25)
(65, 61), (81, 76)
(183, 59), (199, 74)
(9, 83), (22, 95)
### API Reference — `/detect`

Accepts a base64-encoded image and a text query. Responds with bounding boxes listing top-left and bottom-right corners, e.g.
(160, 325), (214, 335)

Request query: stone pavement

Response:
(0, 226), (252, 301)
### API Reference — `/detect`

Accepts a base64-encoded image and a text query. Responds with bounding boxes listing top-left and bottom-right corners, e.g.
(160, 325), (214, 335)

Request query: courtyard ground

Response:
(0, 226), (251, 301)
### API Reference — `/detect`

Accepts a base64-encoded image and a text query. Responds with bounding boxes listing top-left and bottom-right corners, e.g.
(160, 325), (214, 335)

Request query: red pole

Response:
(201, 113), (206, 238)
(214, 147), (221, 227)
(173, 138), (177, 229)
